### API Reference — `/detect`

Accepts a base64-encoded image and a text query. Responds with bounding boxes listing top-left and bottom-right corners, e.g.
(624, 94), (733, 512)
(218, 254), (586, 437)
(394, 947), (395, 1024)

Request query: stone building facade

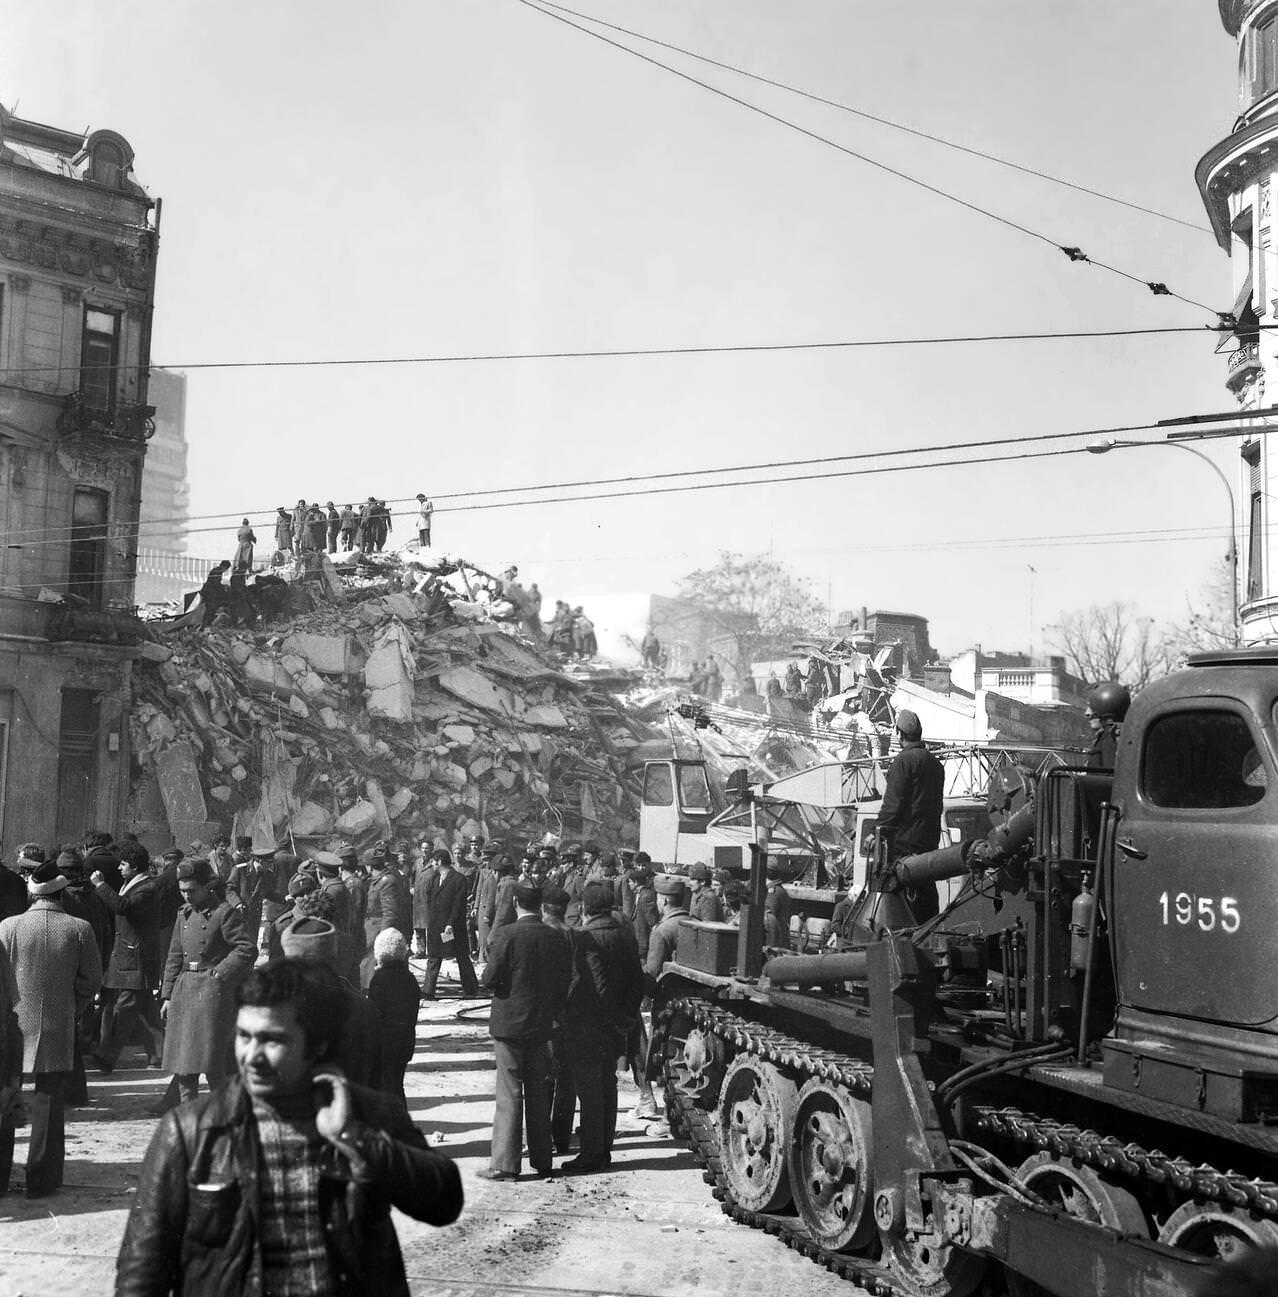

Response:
(0, 108), (159, 849)
(1198, 0), (1278, 643)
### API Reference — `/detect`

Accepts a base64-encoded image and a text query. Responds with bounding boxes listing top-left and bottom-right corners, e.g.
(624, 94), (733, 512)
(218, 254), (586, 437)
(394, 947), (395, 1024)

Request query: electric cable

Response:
(515, 0), (1221, 319)
(5, 404), (1272, 545)
(537, 1), (1212, 237)
(0, 324), (1246, 380)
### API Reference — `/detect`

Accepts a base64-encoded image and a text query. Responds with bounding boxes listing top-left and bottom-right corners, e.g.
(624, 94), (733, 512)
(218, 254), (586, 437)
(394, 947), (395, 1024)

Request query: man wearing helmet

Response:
(1085, 682), (1131, 769)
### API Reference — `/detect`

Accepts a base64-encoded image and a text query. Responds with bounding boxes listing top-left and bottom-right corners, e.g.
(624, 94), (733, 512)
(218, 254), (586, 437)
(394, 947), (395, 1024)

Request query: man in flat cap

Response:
(228, 846), (285, 959)
(876, 709), (945, 923)
(161, 859), (256, 1104)
(0, 860), (102, 1197)
(478, 882), (571, 1179)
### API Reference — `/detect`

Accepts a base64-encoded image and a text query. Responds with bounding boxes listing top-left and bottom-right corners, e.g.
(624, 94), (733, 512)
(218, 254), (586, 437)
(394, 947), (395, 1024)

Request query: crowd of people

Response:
(225, 495), (438, 576)
(0, 825), (789, 1272)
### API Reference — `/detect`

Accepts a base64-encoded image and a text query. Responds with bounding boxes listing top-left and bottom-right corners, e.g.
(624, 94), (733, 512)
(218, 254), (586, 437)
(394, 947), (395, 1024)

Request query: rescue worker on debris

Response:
(325, 501), (340, 553)
(339, 503), (357, 550)
(416, 493), (434, 547)
(273, 506), (293, 558)
(291, 499), (308, 553)
(876, 708), (945, 924)
(1085, 681), (1131, 770)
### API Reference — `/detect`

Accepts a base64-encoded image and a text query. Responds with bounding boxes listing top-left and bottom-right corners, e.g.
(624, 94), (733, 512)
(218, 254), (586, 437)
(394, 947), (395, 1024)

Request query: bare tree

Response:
(1161, 559), (1241, 663)
(1051, 602), (1175, 690)
(677, 552), (828, 680)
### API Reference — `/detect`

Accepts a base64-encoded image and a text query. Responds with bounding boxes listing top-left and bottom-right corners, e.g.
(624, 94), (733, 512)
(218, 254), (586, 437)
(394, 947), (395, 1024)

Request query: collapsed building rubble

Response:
(127, 558), (669, 853)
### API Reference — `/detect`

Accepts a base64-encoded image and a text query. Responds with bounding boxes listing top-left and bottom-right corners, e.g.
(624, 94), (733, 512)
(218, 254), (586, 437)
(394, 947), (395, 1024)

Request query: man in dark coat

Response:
(325, 501), (341, 553)
(90, 848), (164, 1072)
(0, 849), (28, 922)
(116, 959), (461, 1296)
(161, 859), (256, 1104)
(280, 917), (382, 1090)
(421, 850), (478, 1000)
(478, 883), (571, 1180)
(876, 709), (945, 922)
(360, 853), (411, 988)
(561, 883), (644, 1173)
(273, 506), (293, 557)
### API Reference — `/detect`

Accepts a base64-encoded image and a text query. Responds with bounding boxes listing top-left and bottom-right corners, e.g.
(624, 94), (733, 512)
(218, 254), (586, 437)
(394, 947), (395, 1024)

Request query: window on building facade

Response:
(81, 307), (120, 414)
(1245, 12), (1278, 105)
(68, 487), (109, 609)
(1244, 442), (1263, 603)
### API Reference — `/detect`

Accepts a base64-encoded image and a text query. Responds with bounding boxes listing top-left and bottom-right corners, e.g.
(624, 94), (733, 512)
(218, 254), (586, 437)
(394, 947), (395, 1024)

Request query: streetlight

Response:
(1086, 437), (1239, 640)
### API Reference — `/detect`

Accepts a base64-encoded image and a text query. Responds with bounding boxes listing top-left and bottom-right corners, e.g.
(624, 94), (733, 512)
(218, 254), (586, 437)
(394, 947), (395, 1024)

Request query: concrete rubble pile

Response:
(126, 570), (665, 854)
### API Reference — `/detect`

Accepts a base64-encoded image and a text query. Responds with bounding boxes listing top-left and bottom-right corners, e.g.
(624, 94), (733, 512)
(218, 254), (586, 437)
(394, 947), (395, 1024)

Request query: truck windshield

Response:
(1143, 709), (1266, 809)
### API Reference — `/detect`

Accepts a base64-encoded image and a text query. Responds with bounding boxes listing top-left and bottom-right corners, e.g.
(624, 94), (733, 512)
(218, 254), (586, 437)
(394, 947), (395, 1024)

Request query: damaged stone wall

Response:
(127, 585), (662, 854)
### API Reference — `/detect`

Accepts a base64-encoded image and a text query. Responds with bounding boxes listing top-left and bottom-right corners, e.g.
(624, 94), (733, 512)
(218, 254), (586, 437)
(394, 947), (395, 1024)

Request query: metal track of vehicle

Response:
(656, 997), (1278, 1293)
(971, 1104), (1278, 1216)
(656, 997), (904, 1295)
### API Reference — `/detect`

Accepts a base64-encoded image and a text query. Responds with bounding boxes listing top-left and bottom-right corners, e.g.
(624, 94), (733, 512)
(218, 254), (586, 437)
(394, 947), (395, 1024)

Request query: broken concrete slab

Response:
(335, 800), (378, 837)
(281, 631), (351, 676)
(155, 740), (209, 845)
(438, 665), (517, 715)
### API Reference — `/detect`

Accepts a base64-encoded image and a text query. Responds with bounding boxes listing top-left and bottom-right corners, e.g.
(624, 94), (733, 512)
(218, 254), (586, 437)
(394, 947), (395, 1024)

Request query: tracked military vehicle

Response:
(648, 651), (1278, 1296)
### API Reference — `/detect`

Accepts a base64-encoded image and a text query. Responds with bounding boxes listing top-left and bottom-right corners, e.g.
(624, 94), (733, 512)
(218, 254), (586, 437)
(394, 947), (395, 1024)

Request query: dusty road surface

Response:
(0, 966), (860, 1297)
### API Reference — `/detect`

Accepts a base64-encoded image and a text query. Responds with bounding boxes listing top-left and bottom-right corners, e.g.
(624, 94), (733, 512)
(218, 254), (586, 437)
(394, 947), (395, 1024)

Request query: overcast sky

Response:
(1, 1), (1247, 659)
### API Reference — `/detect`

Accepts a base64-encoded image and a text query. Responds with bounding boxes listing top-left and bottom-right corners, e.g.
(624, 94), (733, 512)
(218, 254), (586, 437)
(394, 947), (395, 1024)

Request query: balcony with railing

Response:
(57, 390), (156, 449)
(1226, 340), (1262, 391)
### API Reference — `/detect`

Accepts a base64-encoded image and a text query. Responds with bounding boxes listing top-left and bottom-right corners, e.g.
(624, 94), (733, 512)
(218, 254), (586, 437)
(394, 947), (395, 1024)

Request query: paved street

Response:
(0, 966), (858, 1297)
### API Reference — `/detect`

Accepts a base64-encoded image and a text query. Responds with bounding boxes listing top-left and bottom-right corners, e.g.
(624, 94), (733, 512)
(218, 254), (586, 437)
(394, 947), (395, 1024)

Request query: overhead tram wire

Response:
(0, 324), (1246, 383)
(537, 1), (1212, 237)
(515, 0), (1223, 321)
(5, 406), (1275, 547)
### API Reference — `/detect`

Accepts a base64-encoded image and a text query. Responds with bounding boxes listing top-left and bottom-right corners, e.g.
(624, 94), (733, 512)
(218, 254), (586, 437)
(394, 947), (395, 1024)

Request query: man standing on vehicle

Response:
(876, 709), (945, 923)
(116, 958), (462, 1294)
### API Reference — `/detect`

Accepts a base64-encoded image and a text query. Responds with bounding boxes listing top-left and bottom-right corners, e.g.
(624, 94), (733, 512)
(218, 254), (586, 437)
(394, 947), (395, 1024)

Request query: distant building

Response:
(135, 367), (195, 605)
(1199, 2), (1278, 641)
(946, 649), (1089, 709)
(832, 607), (934, 679)
(0, 107), (159, 848)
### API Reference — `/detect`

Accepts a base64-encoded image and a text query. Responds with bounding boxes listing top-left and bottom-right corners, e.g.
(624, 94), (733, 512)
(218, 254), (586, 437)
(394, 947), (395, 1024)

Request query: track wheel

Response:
(1015, 1152), (1149, 1235)
(718, 1054), (797, 1212)
(1159, 1200), (1278, 1261)
(1003, 1154), (1149, 1297)
(787, 1079), (875, 1251)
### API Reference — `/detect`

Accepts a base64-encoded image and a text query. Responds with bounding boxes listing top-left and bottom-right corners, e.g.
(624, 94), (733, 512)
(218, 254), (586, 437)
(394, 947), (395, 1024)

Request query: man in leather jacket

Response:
(115, 959), (462, 1296)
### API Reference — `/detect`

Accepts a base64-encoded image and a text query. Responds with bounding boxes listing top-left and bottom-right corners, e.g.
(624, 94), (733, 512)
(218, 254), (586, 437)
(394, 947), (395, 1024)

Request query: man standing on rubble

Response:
(325, 502), (341, 553)
(273, 507), (293, 559)
(415, 493), (433, 547)
(339, 503), (357, 550)
(291, 499), (308, 554)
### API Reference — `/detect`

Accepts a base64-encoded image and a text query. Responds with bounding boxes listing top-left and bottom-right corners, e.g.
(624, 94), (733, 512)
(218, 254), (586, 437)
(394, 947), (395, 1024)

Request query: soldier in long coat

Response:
(0, 861), (102, 1198)
(160, 859), (255, 1104)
